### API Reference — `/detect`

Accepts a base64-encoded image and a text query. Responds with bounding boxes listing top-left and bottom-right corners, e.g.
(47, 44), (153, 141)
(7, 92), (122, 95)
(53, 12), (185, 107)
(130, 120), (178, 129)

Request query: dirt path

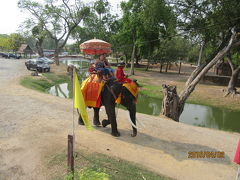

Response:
(0, 58), (239, 180)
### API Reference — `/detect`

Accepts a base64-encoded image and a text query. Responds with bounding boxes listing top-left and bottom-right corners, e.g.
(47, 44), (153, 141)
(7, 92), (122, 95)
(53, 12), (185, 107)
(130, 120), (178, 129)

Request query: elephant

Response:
(78, 78), (137, 137)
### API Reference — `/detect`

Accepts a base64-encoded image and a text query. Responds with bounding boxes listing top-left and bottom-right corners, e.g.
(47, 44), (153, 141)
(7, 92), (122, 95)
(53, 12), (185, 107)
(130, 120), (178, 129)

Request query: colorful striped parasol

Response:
(80, 38), (112, 55)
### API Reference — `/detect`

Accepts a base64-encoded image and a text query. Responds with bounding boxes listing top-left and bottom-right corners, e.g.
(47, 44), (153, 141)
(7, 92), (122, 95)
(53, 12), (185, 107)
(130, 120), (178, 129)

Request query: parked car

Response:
(25, 59), (50, 72)
(1, 53), (10, 58)
(9, 53), (21, 59)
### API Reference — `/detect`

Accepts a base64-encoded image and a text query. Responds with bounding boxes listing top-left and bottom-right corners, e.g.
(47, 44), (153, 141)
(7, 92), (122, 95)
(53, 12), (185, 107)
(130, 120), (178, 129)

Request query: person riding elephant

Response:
(78, 78), (138, 137)
(116, 63), (132, 83)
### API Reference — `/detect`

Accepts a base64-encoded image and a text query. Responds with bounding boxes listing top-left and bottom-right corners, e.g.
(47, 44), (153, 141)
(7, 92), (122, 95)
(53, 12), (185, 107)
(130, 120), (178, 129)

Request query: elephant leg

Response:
(127, 104), (137, 137)
(93, 107), (101, 126)
(105, 105), (120, 137)
(77, 109), (84, 125)
(102, 119), (110, 127)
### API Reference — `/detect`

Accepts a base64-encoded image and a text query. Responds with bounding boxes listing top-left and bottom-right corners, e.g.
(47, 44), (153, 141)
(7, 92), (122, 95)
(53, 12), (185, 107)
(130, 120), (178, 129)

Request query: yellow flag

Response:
(74, 71), (93, 130)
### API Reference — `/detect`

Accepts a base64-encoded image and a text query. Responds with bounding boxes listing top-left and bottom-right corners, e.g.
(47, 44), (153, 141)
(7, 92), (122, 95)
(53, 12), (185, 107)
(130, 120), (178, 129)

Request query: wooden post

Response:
(68, 135), (74, 173)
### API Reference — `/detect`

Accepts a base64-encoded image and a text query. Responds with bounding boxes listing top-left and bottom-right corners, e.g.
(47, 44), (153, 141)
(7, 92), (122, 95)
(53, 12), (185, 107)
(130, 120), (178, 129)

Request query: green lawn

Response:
(47, 150), (173, 180)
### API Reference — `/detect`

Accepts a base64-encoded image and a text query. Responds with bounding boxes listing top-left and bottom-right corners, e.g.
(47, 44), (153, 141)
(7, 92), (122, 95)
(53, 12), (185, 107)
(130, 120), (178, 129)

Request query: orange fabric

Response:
(81, 74), (104, 108)
(115, 82), (138, 104)
(115, 94), (121, 104)
(123, 82), (138, 97)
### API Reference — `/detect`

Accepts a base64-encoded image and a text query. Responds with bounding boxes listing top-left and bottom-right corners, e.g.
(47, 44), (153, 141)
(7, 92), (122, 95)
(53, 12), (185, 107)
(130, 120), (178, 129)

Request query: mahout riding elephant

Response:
(78, 78), (137, 137)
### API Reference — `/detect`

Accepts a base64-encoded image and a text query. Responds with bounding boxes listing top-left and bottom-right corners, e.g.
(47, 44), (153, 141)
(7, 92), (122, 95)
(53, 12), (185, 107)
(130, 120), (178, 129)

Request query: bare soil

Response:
(0, 59), (239, 180)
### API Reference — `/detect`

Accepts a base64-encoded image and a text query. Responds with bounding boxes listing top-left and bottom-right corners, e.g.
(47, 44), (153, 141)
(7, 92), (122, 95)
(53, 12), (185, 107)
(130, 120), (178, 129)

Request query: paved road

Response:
(0, 58), (239, 180)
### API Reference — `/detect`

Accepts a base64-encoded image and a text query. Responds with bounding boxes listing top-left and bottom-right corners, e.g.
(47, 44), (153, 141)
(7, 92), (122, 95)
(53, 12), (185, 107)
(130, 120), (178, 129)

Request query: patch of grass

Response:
(20, 73), (70, 93)
(20, 77), (53, 92)
(137, 80), (163, 99)
(47, 151), (173, 180)
(43, 73), (70, 84)
(140, 85), (163, 99)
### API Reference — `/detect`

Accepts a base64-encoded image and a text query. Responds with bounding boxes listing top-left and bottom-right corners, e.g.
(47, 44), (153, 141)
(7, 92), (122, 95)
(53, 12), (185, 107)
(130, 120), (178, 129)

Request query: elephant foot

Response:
(102, 119), (110, 127)
(131, 129), (137, 137)
(111, 131), (120, 137)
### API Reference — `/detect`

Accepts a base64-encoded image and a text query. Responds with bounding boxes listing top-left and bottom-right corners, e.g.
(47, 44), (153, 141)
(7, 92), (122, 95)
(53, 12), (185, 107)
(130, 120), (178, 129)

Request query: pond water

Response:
(49, 59), (240, 133)
(137, 93), (240, 133)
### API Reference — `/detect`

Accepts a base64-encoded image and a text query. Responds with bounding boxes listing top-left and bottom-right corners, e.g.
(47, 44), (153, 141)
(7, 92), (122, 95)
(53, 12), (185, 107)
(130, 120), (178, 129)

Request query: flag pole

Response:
(72, 67), (75, 145)
(67, 66), (75, 176)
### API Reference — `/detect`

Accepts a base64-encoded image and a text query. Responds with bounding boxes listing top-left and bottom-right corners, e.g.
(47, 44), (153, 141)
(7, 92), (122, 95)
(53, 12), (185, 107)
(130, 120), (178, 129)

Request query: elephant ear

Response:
(110, 81), (123, 97)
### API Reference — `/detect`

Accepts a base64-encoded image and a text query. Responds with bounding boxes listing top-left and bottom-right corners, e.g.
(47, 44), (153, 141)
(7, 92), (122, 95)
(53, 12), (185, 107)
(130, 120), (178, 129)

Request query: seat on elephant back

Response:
(81, 74), (138, 107)
(81, 74), (105, 108)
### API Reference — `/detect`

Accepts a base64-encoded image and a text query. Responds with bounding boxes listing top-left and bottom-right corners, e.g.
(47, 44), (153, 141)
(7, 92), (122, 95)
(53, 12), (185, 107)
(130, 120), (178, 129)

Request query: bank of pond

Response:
(22, 58), (240, 134)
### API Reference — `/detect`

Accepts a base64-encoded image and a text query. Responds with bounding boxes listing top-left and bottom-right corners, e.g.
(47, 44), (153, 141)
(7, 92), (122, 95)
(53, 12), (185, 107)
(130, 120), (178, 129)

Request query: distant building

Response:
(17, 44), (34, 58)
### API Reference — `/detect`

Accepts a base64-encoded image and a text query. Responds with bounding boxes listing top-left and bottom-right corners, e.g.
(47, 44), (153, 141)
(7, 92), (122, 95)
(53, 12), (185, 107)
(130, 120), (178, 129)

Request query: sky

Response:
(0, 0), (123, 35)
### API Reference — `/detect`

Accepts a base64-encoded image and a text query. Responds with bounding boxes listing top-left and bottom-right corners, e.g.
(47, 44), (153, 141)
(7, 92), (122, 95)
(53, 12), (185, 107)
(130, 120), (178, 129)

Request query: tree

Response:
(116, 0), (176, 74)
(94, 0), (109, 21)
(224, 49), (240, 96)
(0, 34), (24, 52)
(8, 33), (25, 53)
(71, 0), (119, 55)
(0, 34), (11, 51)
(18, 0), (90, 65)
(152, 37), (196, 73)
(161, 0), (240, 121)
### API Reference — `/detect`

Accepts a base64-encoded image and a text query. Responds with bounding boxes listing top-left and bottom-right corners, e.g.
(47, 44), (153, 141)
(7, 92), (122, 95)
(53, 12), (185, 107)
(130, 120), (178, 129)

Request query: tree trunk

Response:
(124, 54), (129, 65)
(135, 55), (140, 65)
(116, 54), (119, 64)
(161, 85), (182, 122)
(165, 63), (168, 72)
(159, 63), (163, 73)
(54, 49), (60, 65)
(145, 59), (150, 71)
(36, 39), (44, 57)
(161, 29), (237, 121)
(130, 43), (136, 75)
(185, 62), (206, 86)
(168, 63), (172, 70)
(225, 68), (240, 95)
(224, 54), (240, 96)
(178, 62), (182, 74)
